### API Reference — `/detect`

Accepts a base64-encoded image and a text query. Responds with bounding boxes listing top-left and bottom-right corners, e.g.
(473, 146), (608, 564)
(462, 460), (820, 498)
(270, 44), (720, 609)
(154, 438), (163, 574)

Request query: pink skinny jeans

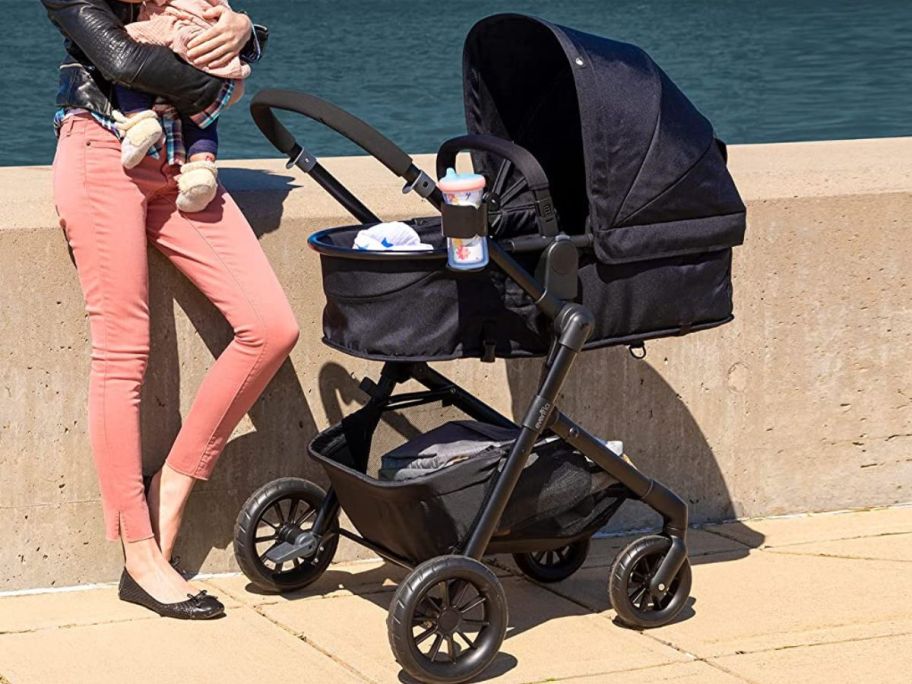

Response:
(53, 114), (300, 542)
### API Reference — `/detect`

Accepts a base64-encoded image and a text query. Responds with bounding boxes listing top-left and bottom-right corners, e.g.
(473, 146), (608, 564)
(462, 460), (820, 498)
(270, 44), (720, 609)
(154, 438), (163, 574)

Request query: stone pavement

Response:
(1, 506), (910, 684)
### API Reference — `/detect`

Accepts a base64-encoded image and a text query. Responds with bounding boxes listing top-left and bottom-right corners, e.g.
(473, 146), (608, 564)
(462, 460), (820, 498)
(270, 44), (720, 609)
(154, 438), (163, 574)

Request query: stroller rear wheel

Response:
(609, 535), (692, 628)
(233, 477), (338, 593)
(512, 538), (590, 583)
(387, 555), (508, 684)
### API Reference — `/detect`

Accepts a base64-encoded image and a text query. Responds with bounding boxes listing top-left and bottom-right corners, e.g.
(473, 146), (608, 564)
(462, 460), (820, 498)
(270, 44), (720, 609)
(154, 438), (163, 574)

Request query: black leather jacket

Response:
(42, 0), (266, 117)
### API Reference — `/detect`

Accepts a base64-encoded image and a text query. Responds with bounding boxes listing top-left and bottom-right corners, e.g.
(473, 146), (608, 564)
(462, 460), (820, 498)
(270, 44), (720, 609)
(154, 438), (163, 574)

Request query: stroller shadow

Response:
(505, 347), (763, 546)
(139, 168), (324, 573)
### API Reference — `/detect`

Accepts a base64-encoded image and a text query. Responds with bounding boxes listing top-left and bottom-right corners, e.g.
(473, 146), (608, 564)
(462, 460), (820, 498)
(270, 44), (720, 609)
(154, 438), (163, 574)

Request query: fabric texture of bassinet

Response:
(311, 14), (746, 362)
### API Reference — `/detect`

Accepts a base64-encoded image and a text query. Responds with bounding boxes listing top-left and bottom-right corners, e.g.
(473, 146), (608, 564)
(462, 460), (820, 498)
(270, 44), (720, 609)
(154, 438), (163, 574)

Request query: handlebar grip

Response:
(250, 89), (414, 177)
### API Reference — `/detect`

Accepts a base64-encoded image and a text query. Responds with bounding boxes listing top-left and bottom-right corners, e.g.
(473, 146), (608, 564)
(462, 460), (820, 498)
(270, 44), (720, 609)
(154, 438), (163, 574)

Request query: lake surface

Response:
(5, 0), (911, 166)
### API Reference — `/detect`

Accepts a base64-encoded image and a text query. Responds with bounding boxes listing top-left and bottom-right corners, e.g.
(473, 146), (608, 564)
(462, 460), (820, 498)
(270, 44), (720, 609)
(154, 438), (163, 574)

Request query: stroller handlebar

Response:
(437, 135), (559, 236)
(251, 89), (414, 177)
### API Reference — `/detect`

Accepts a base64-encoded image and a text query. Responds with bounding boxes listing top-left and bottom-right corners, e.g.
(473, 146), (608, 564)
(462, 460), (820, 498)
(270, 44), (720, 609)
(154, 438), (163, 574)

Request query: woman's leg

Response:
(145, 180), (300, 558)
(53, 115), (204, 602)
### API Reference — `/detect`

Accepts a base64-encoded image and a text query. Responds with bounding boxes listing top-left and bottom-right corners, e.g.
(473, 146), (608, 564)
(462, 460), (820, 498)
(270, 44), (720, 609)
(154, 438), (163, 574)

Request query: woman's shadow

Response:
(139, 167), (330, 572)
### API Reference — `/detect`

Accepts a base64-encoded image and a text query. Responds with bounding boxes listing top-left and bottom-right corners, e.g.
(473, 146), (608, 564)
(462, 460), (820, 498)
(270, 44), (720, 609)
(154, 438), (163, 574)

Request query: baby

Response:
(116, 0), (252, 212)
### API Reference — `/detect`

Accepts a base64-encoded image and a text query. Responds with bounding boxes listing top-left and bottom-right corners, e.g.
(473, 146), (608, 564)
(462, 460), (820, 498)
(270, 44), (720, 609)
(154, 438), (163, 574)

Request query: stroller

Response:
(233, 14), (745, 684)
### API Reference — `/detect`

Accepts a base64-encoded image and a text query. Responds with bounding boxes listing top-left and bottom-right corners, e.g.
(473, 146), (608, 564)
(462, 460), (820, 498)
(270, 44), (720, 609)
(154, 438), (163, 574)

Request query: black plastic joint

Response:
(521, 394), (555, 432)
(555, 304), (595, 351)
(286, 144), (317, 173)
(402, 169), (436, 198)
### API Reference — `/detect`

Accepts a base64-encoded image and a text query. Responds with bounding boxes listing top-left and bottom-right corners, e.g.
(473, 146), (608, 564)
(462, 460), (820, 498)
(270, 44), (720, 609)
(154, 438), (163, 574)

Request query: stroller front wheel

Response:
(233, 477), (339, 593)
(609, 535), (692, 628)
(387, 555), (508, 684)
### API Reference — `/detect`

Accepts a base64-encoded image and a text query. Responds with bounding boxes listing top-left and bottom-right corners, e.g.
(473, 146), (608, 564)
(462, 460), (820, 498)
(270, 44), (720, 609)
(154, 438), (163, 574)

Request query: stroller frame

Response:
(236, 89), (692, 683)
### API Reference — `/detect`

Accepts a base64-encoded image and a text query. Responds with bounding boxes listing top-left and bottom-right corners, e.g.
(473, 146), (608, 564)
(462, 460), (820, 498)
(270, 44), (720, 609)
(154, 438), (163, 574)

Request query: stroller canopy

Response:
(463, 14), (746, 264)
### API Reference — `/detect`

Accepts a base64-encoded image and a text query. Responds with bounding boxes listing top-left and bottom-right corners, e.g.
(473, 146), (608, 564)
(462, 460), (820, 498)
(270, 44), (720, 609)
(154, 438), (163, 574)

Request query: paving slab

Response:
(0, 605), (362, 684)
(704, 506), (912, 549)
(0, 580), (239, 635)
(259, 575), (686, 683)
(712, 632), (912, 684)
(642, 550), (912, 658)
(556, 660), (746, 683)
(765, 531), (912, 562)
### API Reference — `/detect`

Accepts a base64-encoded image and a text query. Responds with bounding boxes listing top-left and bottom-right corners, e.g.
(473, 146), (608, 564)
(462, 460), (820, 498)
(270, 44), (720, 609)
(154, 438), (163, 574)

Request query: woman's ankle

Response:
(146, 464), (196, 561)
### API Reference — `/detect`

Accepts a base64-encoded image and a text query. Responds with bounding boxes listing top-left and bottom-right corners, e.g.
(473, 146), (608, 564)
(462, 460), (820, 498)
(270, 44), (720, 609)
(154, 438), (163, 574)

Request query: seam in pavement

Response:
(522, 659), (737, 684)
(765, 548), (912, 563)
(249, 604), (375, 683)
(712, 629), (912, 660)
(702, 527), (912, 551)
(0, 614), (159, 637)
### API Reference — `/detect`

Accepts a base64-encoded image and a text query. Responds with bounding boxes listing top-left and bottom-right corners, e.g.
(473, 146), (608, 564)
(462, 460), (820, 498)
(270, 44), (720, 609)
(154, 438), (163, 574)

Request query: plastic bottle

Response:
(438, 168), (488, 271)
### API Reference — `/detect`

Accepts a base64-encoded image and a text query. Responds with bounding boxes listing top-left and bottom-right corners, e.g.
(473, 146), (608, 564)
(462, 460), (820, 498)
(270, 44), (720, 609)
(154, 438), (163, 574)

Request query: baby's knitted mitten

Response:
(176, 160), (218, 213)
(114, 110), (163, 169)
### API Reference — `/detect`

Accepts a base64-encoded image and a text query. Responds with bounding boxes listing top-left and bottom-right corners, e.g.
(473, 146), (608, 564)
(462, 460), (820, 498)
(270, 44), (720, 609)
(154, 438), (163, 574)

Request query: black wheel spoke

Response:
(295, 507), (316, 527)
(462, 618), (489, 627)
(452, 580), (471, 610)
(414, 626), (437, 646)
(255, 533), (277, 543)
(637, 588), (652, 611)
(269, 501), (285, 524)
(429, 634), (444, 661)
(287, 498), (299, 525)
(441, 580), (452, 609)
(446, 635), (458, 662)
(457, 630), (476, 650)
(458, 595), (487, 614)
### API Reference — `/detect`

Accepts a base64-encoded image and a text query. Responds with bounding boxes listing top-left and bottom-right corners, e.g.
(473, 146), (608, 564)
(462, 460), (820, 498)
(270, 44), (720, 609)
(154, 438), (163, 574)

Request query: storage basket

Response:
(308, 410), (623, 564)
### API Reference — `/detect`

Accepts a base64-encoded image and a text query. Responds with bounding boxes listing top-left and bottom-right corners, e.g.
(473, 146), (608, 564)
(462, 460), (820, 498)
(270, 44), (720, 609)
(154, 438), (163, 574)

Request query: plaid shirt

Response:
(54, 79), (236, 167)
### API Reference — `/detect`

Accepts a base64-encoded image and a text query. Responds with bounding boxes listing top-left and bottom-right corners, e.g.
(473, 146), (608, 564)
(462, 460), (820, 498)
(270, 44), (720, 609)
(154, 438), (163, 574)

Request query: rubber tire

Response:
(233, 477), (338, 593)
(609, 535), (692, 629)
(512, 538), (591, 583)
(388, 556), (508, 684)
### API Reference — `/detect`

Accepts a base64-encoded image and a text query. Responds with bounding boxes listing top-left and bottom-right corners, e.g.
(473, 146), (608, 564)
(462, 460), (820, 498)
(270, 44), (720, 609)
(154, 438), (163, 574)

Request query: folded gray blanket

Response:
(379, 421), (519, 481)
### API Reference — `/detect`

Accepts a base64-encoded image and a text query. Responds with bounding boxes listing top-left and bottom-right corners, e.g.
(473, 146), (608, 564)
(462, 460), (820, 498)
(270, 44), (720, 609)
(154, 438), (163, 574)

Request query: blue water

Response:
(5, 0), (911, 166)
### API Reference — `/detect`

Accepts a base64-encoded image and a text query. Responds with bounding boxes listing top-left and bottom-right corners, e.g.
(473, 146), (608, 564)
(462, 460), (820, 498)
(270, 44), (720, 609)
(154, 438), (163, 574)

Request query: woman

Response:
(43, 0), (298, 619)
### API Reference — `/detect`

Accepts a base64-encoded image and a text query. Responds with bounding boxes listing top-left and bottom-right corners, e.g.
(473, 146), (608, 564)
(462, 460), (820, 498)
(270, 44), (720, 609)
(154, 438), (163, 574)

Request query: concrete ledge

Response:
(2, 138), (911, 590)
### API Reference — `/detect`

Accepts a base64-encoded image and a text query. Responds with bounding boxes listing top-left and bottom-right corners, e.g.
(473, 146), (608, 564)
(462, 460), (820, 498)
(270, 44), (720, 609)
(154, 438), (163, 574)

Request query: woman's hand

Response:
(186, 2), (253, 70)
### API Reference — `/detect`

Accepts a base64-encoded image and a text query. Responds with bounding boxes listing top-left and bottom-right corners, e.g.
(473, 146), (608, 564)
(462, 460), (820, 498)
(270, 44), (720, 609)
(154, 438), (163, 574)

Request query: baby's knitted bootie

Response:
(176, 160), (218, 213)
(114, 110), (163, 169)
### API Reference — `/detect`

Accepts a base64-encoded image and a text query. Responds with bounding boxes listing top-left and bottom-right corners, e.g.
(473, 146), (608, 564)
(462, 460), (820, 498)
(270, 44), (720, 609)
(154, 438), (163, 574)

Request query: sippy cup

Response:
(438, 168), (488, 271)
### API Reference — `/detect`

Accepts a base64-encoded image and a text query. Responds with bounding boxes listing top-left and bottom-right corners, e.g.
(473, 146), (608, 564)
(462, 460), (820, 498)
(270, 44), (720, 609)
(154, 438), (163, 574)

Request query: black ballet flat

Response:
(118, 569), (225, 620)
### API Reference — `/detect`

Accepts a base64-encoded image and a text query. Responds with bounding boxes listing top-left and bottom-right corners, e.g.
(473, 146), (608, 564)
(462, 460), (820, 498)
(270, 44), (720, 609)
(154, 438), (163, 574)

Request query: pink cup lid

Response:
(437, 167), (486, 193)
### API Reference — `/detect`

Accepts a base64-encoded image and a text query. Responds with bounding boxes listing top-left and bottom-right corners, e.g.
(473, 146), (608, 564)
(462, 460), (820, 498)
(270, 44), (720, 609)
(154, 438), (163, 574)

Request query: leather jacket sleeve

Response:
(42, 0), (223, 114)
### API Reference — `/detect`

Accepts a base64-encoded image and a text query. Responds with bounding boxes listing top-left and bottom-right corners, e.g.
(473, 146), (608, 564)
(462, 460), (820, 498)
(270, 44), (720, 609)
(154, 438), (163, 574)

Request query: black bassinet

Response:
(310, 14), (746, 362)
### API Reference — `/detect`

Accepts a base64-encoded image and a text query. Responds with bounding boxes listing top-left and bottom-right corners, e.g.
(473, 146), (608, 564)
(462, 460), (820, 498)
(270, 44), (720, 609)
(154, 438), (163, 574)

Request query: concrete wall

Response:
(1, 138), (910, 591)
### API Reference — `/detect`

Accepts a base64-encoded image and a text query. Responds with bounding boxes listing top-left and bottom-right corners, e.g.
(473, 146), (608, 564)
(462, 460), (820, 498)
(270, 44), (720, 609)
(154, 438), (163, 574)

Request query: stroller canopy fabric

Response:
(463, 14), (746, 264)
